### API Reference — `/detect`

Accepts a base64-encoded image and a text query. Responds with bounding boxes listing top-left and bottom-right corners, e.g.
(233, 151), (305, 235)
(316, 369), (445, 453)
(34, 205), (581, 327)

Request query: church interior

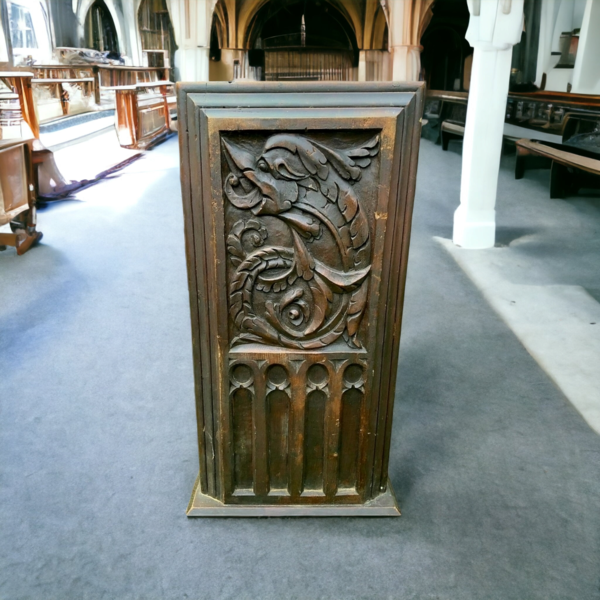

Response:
(1, 0), (600, 598)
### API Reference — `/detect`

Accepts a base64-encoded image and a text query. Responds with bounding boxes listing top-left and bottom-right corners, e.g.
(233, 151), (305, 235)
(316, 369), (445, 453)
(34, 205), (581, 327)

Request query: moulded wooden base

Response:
(186, 476), (401, 517)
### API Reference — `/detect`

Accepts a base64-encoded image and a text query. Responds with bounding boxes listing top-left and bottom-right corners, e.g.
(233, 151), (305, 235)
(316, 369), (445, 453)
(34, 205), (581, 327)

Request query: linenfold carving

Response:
(223, 133), (380, 350)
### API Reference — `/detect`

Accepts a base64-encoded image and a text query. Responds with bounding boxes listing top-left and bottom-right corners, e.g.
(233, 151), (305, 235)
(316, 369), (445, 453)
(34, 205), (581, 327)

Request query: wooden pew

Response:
(1, 70), (78, 197)
(112, 82), (173, 149)
(515, 138), (600, 198)
(506, 90), (600, 139)
(93, 65), (171, 103)
(508, 90), (600, 197)
(0, 70), (39, 137)
(31, 65), (98, 121)
(422, 90), (468, 148)
(31, 64), (174, 114)
(0, 139), (42, 255)
(441, 121), (466, 150)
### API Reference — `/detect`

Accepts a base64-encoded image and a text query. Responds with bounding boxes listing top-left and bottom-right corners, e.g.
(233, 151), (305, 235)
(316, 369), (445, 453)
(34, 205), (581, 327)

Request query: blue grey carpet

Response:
(1, 136), (599, 600)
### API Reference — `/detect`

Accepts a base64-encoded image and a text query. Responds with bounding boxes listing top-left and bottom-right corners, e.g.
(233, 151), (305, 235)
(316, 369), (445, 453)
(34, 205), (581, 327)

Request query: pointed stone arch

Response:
(211, 0), (229, 49)
(77, 0), (124, 54)
(371, 3), (389, 51)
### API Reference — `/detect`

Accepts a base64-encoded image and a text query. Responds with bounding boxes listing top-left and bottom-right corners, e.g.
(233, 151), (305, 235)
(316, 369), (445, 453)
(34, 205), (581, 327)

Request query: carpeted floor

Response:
(1, 136), (599, 600)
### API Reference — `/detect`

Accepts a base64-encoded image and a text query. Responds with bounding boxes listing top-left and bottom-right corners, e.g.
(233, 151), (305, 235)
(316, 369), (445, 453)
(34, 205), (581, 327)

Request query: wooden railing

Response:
(94, 65), (170, 88)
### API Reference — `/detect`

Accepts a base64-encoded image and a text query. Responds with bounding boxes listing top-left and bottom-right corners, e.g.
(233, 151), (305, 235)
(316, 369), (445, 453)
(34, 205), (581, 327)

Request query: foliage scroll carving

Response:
(223, 133), (379, 350)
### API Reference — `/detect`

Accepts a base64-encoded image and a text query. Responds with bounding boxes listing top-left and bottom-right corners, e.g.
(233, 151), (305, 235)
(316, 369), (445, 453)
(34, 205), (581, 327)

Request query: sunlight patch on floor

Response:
(438, 236), (600, 434)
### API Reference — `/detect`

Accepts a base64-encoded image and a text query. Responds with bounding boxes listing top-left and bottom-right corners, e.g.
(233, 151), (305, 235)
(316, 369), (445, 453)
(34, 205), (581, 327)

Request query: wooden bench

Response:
(515, 138), (600, 198)
(1, 70), (88, 198)
(31, 65), (98, 121)
(0, 138), (42, 255)
(441, 121), (465, 150)
(112, 82), (173, 150)
(94, 65), (171, 103)
(0, 70), (39, 137)
(506, 90), (600, 139)
(422, 90), (467, 147)
(32, 77), (97, 122)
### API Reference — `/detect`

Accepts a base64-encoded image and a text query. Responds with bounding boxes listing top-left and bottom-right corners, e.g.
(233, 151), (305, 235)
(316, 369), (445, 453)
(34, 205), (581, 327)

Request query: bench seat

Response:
(515, 138), (600, 198)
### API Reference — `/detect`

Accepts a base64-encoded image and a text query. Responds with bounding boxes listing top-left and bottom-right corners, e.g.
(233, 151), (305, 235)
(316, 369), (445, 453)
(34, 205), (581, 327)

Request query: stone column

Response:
(358, 50), (367, 81)
(121, 1), (143, 66)
(384, 0), (433, 82)
(453, 0), (524, 249)
(391, 45), (421, 81)
(386, 0), (417, 82)
(177, 47), (210, 82)
(168, 0), (212, 81)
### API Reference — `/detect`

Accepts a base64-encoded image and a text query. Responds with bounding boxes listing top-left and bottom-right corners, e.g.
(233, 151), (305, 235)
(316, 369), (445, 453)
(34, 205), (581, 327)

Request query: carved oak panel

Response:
(178, 82), (424, 516)
(223, 130), (378, 350)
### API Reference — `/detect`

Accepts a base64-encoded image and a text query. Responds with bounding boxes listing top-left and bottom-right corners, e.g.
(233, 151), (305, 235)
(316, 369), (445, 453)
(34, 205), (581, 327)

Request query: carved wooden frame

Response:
(178, 82), (424, 516)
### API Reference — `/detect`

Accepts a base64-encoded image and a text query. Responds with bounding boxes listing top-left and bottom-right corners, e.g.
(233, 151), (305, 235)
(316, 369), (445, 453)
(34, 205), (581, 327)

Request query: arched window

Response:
(9, 2), (37, 50)
(6, 0), (52, 64)
(138, 0), (175, 65)
(84, 0), (119, 54)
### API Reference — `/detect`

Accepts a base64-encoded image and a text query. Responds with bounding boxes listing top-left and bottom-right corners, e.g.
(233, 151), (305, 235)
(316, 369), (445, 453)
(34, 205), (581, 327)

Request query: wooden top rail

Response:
(509, 90), (600, 109)
(0, 71), (38, 137)
(0, 137), (29, 151)
(93, 66), (167, 72)
(0, 70), (34, 78)
(426, 89), (468, 103)
(516, 138), (600, 175)
(32, 65), (95, 73)
(94, 66), (171, 94)
(105, 81), (173, 91)
(32, 78), (95, 84)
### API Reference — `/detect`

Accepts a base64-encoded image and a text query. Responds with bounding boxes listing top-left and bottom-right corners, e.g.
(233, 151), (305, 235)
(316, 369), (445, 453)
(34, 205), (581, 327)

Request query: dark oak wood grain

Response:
(178, 82), (424, 517)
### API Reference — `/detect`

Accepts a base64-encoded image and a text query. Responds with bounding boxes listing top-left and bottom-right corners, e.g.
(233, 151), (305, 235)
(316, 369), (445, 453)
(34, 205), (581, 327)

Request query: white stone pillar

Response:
(358, 50), (367, 81)
(386, 0), (418, 82)
(384, 0), (430, 81)
(122, 1), (143, 66)
(391, 45), (420, 81)
(572, 0), (600, 95)
(177, 47), (210, 81)
(453, 0), (524, 249)
(168, 0), (212, 81)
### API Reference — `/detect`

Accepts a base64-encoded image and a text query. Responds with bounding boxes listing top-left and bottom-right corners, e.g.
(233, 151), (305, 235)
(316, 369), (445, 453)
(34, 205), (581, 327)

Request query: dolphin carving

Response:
(223, 133), (380, 349)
